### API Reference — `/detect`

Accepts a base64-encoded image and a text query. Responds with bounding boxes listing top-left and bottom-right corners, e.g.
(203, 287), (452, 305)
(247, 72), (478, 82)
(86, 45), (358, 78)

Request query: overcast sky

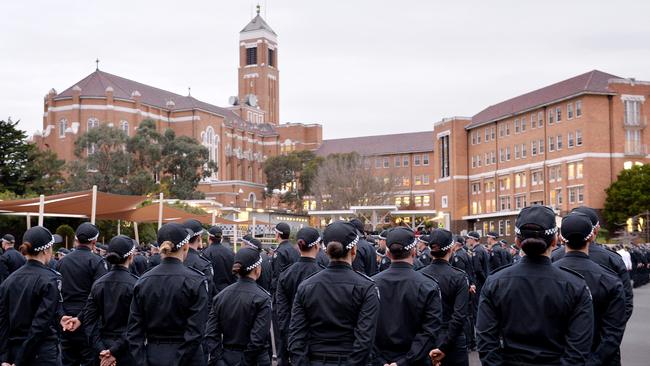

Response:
(2, 0), (649, 139)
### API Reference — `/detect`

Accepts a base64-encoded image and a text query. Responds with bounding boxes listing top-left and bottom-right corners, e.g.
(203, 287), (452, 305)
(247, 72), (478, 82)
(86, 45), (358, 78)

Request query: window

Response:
(548, 136), (555, 152)
(476, 154), (482, 167)
(531, 113), (537, 129)
(505, 220), (512, 236)
(403, 155), (409, 167)
(375, 159), (381, 169)
(415, 176), (422, 185)
(515, 195), (527, 210)
(268, 48), (275, 67)
(576, 130), (583, 146)
(557, 135), (563, 150)
(515, 119), (520, 134)
(471, 133), (476, 145)
(568, 163), (575, 180)
(499, 125), (505, 137)
(532, 170), (543, 185)
(414, 155), (421, 166)
(556, 107), (562, 122)
(246, 47), (257, 65)
(505, 123), (510, 136)
(423, 175), (430, 185)
(499, 177), (511, 190)
(439, 135), (450, 178)
(506, 146), (511, 161)
(395, 156), (401, 167)
(567, 103), (574, 119)
(514, 144), (520, 159)
(58, 118), (67, 138)
(87, 117), (99, 130)
(569, 186), (585, 204)
(383, 157), (389, 168)
(491, 151), (496, 164)
(403, 177), (410, 186)
(423, 154), (430, 166)
(539, 139), (545, 153)
(548, 109), (554, 124)
(531, 141), (537, 156)
(485, 128), (490, 142)
(499, 196), (511, 211)
(499, 148), (504, 162)
(423, 195), (430, 207)
(538, 111), (544, 125)
(576, 100), (582, 117)
(472, 156), (477, 169)
(498, 220), (504, 236)
(471, 182), (481, 194)
(521, 143), (527, 158)
(484, 153), (489, 166)
(120, 120), (129, 136)
(477, 132), (481, 144)
(491, 127), (496, 140)
(521, 116), (527, 131)
(576, 161), (583, 178)
(414, 196), (422, 207)
(441, 196), (448, 208)
(624, 100), (642, 125)
(568, 132), (575, 148)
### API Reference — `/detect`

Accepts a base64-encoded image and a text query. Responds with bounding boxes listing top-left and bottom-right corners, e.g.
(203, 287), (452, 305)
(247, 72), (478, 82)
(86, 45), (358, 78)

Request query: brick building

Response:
(33, 10), (321, 209)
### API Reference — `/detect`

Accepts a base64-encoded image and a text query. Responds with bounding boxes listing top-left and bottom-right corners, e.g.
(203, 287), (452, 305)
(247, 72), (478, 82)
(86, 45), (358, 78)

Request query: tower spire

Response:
(256, 3), (261, 16)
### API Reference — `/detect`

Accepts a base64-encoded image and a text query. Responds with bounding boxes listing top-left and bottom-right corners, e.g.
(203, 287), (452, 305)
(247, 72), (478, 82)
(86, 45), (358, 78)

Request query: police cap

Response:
(157, 222), (192, 250)
(23, 226), (56, 252)
(183, 219), (204, 238)
(466, 231), (481, 241)
(108, 235), (136, 258)
(560, 212), (594, 243)
(208, 226), (223, 237)
(386, 227), (417, 252)
(515, 205), (558, 240)
(2, 234), (15, 243)
(429, 228), (454, 252)
(486, 231), (499, 239)
(274, 222), (291, 237)
(296, 227), (321, 248)
(454, 235), (465, 245)
(571, 206), (599, 227)
(378, 230), (389, 240)
(242, 234), (263, 251)
(76, 222), (100, 243)
(323, 221), (359, 251)
(53, 234), (64, 244)
(234, 247), (263, 272)
(349, 218), (365, 234)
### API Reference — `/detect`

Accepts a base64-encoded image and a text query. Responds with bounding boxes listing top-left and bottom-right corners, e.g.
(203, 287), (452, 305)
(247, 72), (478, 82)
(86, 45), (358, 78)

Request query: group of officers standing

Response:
(0, 204), (637, 366)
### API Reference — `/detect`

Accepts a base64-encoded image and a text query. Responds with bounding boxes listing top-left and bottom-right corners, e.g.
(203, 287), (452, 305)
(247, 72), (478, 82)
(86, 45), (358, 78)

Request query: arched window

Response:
(87, 117), (99, 130)
(58, 118), (67, 138)
(120, 120), (129, 136)
(202, 126), (219, 179)
(248, 192), (257, 208)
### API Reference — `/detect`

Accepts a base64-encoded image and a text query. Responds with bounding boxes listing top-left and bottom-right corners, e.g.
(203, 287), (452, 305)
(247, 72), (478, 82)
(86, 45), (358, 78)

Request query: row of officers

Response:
(0, 204), (634, 366)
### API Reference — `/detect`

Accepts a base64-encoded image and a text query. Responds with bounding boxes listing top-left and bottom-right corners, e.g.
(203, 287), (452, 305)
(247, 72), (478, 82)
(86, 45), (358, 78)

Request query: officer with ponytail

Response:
(288, 220), (380, 366)
(205, 247), (272, 365)
(83, 235), (139, 366)
(127, 222), (209, 366)
(476, 205), (594, 365)
(275, 227), (326, 365)
(0, 226), (68, 366)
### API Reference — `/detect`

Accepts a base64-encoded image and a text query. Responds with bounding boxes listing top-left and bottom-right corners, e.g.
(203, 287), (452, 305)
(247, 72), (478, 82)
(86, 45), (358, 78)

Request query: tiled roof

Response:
(316, 131), (434, 157)
(241, 14), (277, 36)
(468, 70), (620, 129)
(55, 70), (277, 136)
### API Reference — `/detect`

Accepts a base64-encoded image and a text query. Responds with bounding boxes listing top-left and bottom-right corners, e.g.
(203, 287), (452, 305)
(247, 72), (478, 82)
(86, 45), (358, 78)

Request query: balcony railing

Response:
(623, 116), (648, 129)
(624, 141), (648, 156)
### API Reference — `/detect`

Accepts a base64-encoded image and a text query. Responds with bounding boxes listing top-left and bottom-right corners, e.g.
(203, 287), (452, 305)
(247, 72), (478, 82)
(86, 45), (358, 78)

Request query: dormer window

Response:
(246, 47), (257, 65)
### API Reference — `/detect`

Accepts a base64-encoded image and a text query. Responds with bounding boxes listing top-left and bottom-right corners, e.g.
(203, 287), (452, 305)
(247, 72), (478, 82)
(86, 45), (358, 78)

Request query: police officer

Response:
(554, 213), (626, 365)
(56, 222), (108, 366)
(466, 231), (489, 289)
(83, 235), (139, 366)
(127, 222), (209, 365)
(205, 247), (272, 366)
(272, 223), (300, 287)
(147, 244), (161, 270)
(476, 205), (594, 365)
(419, 229), (470, 366)
(551, 206), (634, 323)
(201, 226), (236, 293)
(350, 218), (378, 276)
(372, 227), (442, 365)
(417, 234), (432, 267)
(275, 227), (325, 366)
(376, 230), (391, 272)
(486, 232), (510, 271)
(128, 242), (148, 277)
(510, 244), (522, 263)
(0, 233), (26, 284)
(0, 226), (68, 366)
(241, 235), (273, 292)
(288, 221), (380, 365)
(183, 219), (216, 302)
(315, 243), (330, 267)
(451, 235), (477, 351)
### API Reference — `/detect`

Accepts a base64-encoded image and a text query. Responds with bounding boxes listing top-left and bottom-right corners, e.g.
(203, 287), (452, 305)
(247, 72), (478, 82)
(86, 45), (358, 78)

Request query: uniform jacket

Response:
(201, 241), (236, 292)
(56, 246), (108, 318)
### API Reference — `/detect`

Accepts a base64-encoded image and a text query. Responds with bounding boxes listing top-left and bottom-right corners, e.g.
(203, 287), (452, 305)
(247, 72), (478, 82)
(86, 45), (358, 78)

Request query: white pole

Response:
(117, 220), (121, 236)
(91, 185), (98, 224)
(233, 224), (238, 252)
(38, 194), (45, 226)
(158, 193), (164, 229)
(26, 214), (31, 229)
(252, 216), (256, 236)
(134, 222), (139, 243)
(212, 211), (216, 226)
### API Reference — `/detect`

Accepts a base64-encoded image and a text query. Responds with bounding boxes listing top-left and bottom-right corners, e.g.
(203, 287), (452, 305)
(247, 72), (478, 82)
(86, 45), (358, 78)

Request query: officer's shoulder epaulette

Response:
(187, 265), (207, 277)
(419, 272), (440, 285)
(596, 263), (618, 277)
(558, 265), (585, 279)
(129, 272), (140, 280)
(47, 267), (62, 277)
(199, 253), (211, 262)
(354, 270), (375, 282)
(301, 270), (321, 283)
(256, 283), (271, 297)
(318, 263), (327, 269)
(489, 263), (513, 275)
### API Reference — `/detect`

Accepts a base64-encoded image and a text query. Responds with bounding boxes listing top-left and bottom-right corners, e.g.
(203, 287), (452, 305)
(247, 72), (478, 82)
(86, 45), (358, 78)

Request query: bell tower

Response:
(238, 5), (279, 125)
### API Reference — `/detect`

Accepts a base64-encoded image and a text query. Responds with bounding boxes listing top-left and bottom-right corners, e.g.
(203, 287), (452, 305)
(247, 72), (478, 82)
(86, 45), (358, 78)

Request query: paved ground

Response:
(468, 285), (650, 366)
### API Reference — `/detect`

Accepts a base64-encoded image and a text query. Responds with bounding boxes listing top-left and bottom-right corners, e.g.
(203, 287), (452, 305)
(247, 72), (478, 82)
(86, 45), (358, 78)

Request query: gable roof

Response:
(467, 70), (620, 129)
(241, 14), (277, 36)
(54, 70), (278, 136)
(316, 131), (434, 157)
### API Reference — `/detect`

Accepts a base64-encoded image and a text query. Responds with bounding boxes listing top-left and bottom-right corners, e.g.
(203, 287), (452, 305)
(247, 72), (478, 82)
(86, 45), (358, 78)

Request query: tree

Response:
(603, 164), (650, 236)
(310, 152), (398, 210)
(127, 119), (163, 194)
(55, 224), (75, 249)
(23, 145), (66, 195)
(0, 118), (33, 194)
(263, 150), (322, 208)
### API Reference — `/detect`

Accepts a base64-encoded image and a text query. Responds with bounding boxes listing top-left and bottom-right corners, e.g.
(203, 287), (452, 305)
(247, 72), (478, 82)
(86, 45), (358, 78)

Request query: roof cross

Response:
(95, 58), (100, 71)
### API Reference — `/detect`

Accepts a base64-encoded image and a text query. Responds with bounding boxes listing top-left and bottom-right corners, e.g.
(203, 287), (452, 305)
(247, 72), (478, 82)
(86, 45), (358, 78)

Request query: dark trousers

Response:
(8, 340), (61, 366)
(216, 349), (271, 366)
(61, 328), (96, 366)
(440, 335), (469, 366)
(146, 342), (206, 366)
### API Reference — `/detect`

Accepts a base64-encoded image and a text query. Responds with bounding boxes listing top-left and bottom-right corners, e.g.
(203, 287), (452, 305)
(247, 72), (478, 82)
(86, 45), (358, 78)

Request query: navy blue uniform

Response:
(127, 257), (209, 366)
(83, 266), (138, 366)
(129, 253), (148, 277)
(372, 262), (442, 365)
(554, 252), (626, 366)
(206, 277), (272, 366)
(257, 252), (273, 292)
(271, 240), (300, 293)
(452, 247), (475, 285)
(0, 260), (63, 365)
(471, 244), (489, 288)
(489, 243), (511, 271)
(201, 239), (236, 292)
(419, 259), (470, 366)
(477, 256), (594, 365)
(315, 249), (330, 267)
(418, 247), (432, 267)
(56, 246), (108, 366)
(185, 247), (216, 302)
(352, 237), (378, 276)
(275, 257), (324, 365)
(147, 253), (161, 270)
(288, 261), (380, 365)
(0, 247), (26, 284)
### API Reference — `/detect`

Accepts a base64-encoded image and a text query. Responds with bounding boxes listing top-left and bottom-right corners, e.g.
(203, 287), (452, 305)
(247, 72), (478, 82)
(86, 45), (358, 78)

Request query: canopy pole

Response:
(91, 185), (98, 224)
(117, 220), (121, 236)
(134, 222), (139, 243)
(252, 217), (256, 236)
(38, 194), (45, 226)
(158, 193), (164, 229)
(233, 224), (238, 252)
(212, 211), (216, 226)
(26, 214), (31, 229)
